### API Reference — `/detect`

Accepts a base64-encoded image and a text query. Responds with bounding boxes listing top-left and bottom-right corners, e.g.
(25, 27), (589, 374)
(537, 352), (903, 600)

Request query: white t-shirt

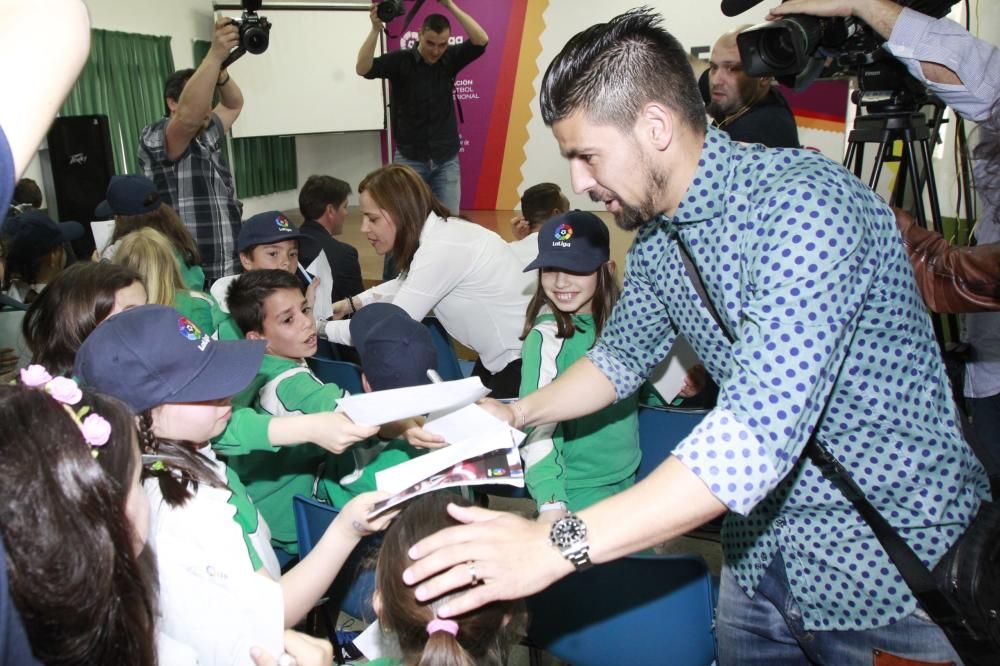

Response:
(508, 231), (539, 268)
(147, 446), (284, 665)
(326, 213), (535, 373)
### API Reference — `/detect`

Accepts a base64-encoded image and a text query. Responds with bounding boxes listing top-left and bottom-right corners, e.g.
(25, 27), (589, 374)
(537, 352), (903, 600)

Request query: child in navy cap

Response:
(2, 210), (83, 303)
(97, 174), (205, 292)
(211, 210), (333, 326)
(74, 304), (388, 664)
(519, 210), (652, 521)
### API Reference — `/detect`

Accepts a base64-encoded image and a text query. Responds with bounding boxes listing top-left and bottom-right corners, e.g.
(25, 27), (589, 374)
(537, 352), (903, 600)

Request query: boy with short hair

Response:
(226, 270), (434, 552)
(509, 182), (571, 266)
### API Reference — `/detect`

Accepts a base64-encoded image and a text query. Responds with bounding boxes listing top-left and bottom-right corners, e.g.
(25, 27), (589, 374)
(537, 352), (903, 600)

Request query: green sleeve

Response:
(211, 407), (277, 455)
(173, 291), (216, 337)
(518, 327), (569, 507)
(273, 371), (345, 415)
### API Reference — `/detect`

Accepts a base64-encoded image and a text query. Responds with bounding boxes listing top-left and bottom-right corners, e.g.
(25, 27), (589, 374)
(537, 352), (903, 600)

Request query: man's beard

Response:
(589, 160), (667, 231)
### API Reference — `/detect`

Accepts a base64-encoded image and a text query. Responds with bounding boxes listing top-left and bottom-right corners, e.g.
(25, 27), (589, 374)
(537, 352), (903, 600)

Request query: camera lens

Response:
(244, 28), (268, 54)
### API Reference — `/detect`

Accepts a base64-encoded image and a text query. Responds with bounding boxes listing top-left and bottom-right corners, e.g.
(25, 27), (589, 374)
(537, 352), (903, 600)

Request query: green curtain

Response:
(193, 40), (298, 199)
(62, 29), (174, 175)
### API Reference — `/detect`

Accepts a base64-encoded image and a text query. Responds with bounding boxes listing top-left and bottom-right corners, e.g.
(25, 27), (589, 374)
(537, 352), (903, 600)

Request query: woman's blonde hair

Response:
(112, 227), (185, 307)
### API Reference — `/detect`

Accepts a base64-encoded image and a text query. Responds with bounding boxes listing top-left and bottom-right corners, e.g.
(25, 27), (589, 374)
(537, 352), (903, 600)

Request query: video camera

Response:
(221, 0), (272, 70)
(724, 0), (958, 103)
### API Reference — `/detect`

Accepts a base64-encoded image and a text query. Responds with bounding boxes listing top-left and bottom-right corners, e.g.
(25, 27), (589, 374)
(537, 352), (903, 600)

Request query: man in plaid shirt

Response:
(138, 17), (244, 283)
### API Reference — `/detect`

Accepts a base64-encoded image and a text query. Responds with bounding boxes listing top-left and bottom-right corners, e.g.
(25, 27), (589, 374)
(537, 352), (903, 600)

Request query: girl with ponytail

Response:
(372, 492), (526, 666)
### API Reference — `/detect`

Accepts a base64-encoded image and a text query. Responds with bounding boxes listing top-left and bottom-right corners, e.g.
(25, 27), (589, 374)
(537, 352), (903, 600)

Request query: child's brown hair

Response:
(376, 492), (526, 666)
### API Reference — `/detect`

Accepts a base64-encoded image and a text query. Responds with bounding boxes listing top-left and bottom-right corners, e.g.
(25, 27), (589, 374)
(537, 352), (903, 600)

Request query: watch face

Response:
(550, 515), (587, 548)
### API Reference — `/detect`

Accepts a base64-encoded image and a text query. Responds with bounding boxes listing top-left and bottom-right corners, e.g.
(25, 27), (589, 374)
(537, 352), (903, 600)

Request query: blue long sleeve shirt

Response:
(588, 126), (990, 630)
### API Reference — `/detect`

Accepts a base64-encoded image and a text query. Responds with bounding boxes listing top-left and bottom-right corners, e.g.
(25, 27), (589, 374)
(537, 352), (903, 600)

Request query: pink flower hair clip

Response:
(19, 365), (111, 455)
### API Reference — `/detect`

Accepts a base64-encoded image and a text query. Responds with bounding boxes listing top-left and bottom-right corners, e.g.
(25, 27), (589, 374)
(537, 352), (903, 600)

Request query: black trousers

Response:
(471, 358), (523, 400)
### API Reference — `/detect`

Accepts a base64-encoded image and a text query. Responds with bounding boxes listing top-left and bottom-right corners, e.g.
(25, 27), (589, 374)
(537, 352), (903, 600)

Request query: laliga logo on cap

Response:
(274, 215), (292, 232)
(552, 223), (573, 248)
(178, 316), (203, 341)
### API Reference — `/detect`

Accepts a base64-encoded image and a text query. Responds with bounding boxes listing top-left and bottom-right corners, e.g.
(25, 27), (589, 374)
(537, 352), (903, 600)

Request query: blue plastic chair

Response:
(636, 406), (709, 482)
(306, 356), (364, 395)
(292, 494), (379, 623)
(527, 554), (717, 666)
(421, 316), (465, 381)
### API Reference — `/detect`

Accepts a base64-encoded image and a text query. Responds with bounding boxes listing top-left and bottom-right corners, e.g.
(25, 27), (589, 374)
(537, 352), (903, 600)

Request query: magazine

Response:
(368, 406), (526, 519)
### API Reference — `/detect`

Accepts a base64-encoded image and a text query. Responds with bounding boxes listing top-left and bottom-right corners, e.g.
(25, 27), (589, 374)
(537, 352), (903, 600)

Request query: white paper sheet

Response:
(334, 376), (490, 426)
(423, 403), (512, 444)
(648, 336), (700, 402)
(90, 219), (115, 254)
(354, 620), (402, 662)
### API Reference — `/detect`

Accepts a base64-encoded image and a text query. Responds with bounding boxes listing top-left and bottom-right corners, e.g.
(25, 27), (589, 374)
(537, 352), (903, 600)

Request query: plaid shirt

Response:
(138, 113), (242, 281)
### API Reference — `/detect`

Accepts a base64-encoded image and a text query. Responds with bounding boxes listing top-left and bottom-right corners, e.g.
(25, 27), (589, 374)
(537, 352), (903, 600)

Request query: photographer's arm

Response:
(440, 0), (488, 47)
(165, 17), (239, 161)
(0, 0), (90, 175)
(356, 6), (384, 77)
(768, 1), (961, 84)
(213, 72), (244, 134)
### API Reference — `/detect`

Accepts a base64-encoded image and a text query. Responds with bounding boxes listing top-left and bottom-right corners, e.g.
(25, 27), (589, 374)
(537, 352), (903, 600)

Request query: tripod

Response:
(842, 99), (958, 343)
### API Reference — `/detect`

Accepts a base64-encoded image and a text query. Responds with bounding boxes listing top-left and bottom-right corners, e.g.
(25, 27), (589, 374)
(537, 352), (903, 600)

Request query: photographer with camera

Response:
(356, 0), (488, 214)
(138, 16), (246, 284)
(771, 0), (1000, 477)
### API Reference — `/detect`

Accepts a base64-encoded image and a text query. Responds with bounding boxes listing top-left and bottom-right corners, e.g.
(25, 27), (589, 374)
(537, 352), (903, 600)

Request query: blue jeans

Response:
(716, 554), (961, 665)
(393, 149), (461, 213)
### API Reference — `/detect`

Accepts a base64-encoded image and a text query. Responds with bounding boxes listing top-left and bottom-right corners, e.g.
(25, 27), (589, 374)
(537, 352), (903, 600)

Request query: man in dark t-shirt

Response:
(356, 1), (488, 212)
(705, 26), (800, 149)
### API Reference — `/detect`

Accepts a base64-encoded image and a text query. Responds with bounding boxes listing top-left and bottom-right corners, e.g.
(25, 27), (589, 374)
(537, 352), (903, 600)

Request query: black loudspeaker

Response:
(46, 115), (115, 257)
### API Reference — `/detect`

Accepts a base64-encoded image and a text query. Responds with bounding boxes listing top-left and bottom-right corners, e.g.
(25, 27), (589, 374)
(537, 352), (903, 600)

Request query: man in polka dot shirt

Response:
(401, 7), (991, 663)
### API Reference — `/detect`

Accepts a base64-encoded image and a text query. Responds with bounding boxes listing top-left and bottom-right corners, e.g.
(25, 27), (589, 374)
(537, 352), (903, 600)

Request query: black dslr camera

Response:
(376, 0), (407, 23)
(221, 0), (271, 69)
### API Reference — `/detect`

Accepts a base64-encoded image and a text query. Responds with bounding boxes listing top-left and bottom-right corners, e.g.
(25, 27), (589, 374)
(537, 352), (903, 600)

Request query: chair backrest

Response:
(636, 406), (708, 482)
(306, 356), (364, 395)
(422, 316), (465, 381)
(527, 554), (717, 666)
(292, 494), (378, 622)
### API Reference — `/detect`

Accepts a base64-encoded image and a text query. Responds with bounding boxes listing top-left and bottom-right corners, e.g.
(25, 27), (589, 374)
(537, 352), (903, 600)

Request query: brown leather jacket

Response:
(895, 208), (1000, 313)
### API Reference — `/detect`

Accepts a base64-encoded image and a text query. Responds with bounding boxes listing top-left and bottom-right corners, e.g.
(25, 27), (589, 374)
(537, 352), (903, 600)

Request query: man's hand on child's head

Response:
(337, 491), (398, 538)
(307, 412), (378, 454)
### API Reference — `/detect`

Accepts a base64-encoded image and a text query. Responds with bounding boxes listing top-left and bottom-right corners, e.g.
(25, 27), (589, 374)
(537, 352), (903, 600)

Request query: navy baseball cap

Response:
(75, 304), (266, 413)
(523, 210), (610, 273)
(95, 175), (161, 218)
(350, 303), (437, 392)
(238, 211), (305, 253)
(6, 210), (83, 261)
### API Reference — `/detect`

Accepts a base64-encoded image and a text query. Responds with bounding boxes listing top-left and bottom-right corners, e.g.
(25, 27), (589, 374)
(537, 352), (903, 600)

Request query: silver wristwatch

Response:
(549, 513), (593, 571)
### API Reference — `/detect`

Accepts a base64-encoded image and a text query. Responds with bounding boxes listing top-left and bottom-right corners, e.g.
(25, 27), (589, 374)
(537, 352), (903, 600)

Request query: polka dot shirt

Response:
(587, 127), (990, 631)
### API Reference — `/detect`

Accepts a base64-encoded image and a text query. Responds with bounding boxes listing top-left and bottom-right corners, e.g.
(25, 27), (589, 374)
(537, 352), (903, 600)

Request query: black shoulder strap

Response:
(674, 237), (961, 622)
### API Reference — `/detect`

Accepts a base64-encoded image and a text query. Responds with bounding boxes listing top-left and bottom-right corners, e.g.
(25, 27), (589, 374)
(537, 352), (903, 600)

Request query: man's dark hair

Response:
(540, 7), (707, 134)
(13, 179), (42, 208)
(422, 13), (451, 34)
(299, 175), (352, 221)
(163, 68), (195, 116)
(520, 183), (567, 228)
(227, 269), (304, 335)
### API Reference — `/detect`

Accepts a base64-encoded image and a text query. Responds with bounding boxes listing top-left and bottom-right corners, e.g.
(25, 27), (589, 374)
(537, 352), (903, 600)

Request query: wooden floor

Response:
(284, 207), (635, 286)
